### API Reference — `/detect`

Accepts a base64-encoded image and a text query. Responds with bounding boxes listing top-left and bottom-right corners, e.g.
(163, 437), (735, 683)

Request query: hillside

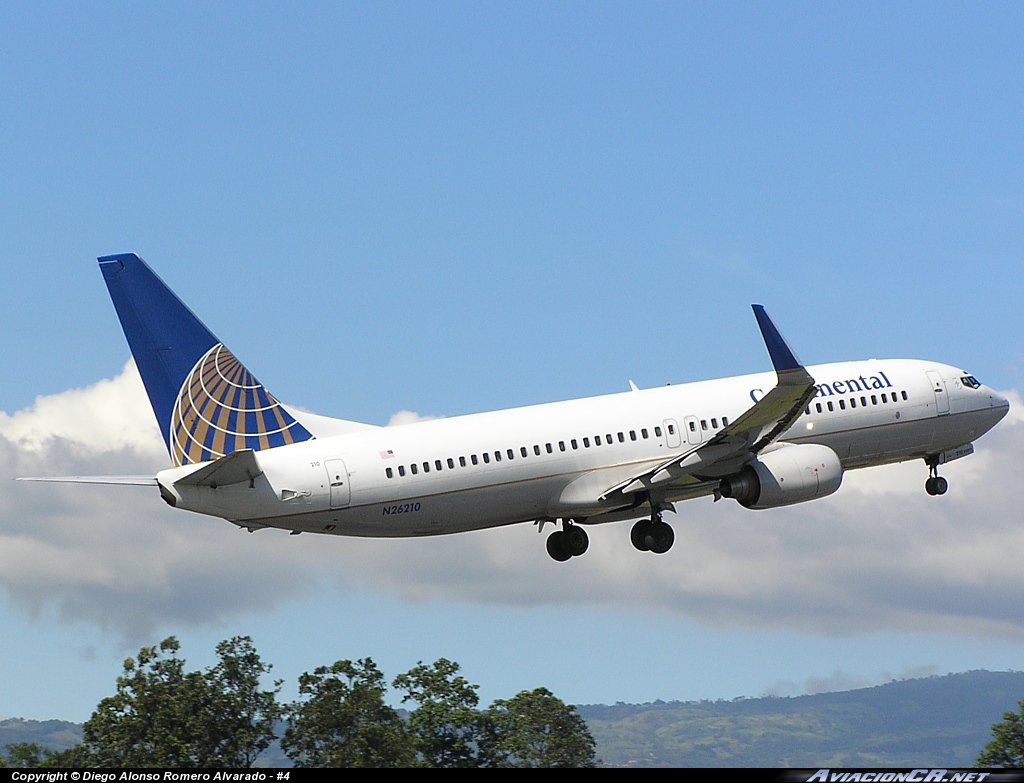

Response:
(0, 718), (83, 753)
(577, 670), (1024, 767)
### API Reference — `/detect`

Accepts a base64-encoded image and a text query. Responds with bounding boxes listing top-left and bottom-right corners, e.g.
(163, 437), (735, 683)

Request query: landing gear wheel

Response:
(631, 519), (652, 552)
(564, 525), (589, 557)
(645, 521), (675, 554)
(546, 531), (572, 562)
(925, 461), (949, 496)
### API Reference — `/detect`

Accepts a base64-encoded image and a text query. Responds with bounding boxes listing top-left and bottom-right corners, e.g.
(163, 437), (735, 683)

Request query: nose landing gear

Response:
(924, 457), (948, 496)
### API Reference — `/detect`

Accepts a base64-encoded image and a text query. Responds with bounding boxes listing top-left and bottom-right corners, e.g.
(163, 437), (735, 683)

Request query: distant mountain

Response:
(0, 718), (83, 753)
(577, 670), (1024, 767)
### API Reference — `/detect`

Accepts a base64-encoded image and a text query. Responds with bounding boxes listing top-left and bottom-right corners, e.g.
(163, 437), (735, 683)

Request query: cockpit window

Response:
(961, 375), (981, 389)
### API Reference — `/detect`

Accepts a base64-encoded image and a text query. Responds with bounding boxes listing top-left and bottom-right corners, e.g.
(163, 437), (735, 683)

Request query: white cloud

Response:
(0, 360), (164, 457)
(0, 363), (328, 642)
(387, 410), (444, 426)
(1, 366), (1022, 645)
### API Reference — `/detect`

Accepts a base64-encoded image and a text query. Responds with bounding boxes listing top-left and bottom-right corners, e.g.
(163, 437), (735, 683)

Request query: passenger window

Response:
(688, 422), (696, 432)
(447, 458), (454, 469)
(630, 430), (637, 441)
(571, 439), (578, 450)
(507, 449), (515, 460)
(495, 451), (502, 462)
(881, 395), (887, 404)
(583, 438), (590, 448)
(711, 418), (718, 428)
(827, 402), (834, 412)
(533, 445), (540, 456)
(871, 395), (877, 405)
(472, 454), (479, 465)
(722, 416), (729, 426)
(840, 400), (846, 410)
(654, 427), (662, 437)
(701, 420), (708, 430)
(902, 391), (908, 401)
(411, 464), (418, 475)
(849, 398), (855, 409)
(423, 462), (430, 473)
(435, 460), (443, 471)
(668, 424), (676, 435)
(594, 435), (601, 446)
(459, 456), (467, 467)
(559, 441), (566, 452)
(618, 432), (625, 442)
(805, 407), (810, 415)
(386, 467), (393, 479)
(398, 465), (406, 477)
(861, 396), (867, 407)
(606, 433), (613, 443)
(642, 428), (649, 439)
(546, 443), (553, 454)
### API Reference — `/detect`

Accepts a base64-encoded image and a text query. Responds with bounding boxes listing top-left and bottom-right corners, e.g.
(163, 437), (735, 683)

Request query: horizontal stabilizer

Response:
(17, 475), (157, 486)
(174, 449), (263, 488)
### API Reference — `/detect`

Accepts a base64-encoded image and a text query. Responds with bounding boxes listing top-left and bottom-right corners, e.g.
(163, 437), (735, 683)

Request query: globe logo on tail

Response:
(170, 344), (312, 466)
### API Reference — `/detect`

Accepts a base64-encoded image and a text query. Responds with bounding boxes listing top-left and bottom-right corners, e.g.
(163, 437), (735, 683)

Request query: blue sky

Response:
(1, 2), (1023, 722)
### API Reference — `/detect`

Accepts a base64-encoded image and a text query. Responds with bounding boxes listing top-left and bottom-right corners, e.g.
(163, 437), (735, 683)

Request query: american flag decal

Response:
(379, 449), (395, 459)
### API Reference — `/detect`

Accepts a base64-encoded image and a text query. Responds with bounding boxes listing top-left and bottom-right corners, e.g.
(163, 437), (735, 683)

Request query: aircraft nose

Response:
(988, 388), (1011, 422)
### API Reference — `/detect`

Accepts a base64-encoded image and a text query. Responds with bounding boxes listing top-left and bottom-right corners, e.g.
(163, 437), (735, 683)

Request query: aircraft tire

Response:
(631, 519), (652, 552)
(925, 477), (938, 495)
(565, 525), (589, 557)
(934, 476), (948, 495)
(646, 521), (675, 555)
(546, 531), (572, 562)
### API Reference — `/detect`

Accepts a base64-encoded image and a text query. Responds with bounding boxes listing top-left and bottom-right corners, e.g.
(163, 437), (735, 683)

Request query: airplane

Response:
(20, 253), (1010, 562)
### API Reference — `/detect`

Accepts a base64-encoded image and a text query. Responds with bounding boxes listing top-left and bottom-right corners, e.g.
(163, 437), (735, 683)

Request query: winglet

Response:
(752, 305), (803, 372)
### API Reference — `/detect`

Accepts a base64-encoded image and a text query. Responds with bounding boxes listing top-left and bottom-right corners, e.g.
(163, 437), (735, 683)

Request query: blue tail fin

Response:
(99, 253), (313, 466)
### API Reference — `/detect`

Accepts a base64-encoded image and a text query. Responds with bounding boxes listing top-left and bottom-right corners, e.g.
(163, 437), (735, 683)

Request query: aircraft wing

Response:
(601, 305), (818, 500)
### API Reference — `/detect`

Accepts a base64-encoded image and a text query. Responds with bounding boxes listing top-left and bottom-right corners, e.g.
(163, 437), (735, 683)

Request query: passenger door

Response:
(325, 459), (351, 508)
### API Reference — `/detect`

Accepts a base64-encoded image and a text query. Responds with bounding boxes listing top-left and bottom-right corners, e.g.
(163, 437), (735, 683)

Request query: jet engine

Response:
(719, 443), (842, 509)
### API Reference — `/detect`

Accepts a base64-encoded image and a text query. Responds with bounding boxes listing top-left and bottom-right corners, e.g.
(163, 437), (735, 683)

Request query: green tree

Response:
(1, 742), (49, 768)
(393, 658), (487, 767)
(484, 687), (597, 768)
(83, 637), (216, 767)
(0, 743), (94, 768)
(82, 636), (280, 768)
(977, 697), (1024, 767)
(282, 658), (413, 768)
(205, 636), (282, 767)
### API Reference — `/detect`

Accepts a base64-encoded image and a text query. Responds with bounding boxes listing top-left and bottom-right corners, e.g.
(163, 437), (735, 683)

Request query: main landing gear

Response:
(546, 521), (589, 562)
(925, 457), (948, 496)
(630, 507), (675, 555)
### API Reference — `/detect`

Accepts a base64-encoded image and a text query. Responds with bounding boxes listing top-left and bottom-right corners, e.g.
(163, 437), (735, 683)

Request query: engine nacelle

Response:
(719, 443), (843, 509)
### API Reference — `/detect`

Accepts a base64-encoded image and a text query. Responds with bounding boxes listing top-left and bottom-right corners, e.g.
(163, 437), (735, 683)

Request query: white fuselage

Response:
(157, 359), (1009, 537)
